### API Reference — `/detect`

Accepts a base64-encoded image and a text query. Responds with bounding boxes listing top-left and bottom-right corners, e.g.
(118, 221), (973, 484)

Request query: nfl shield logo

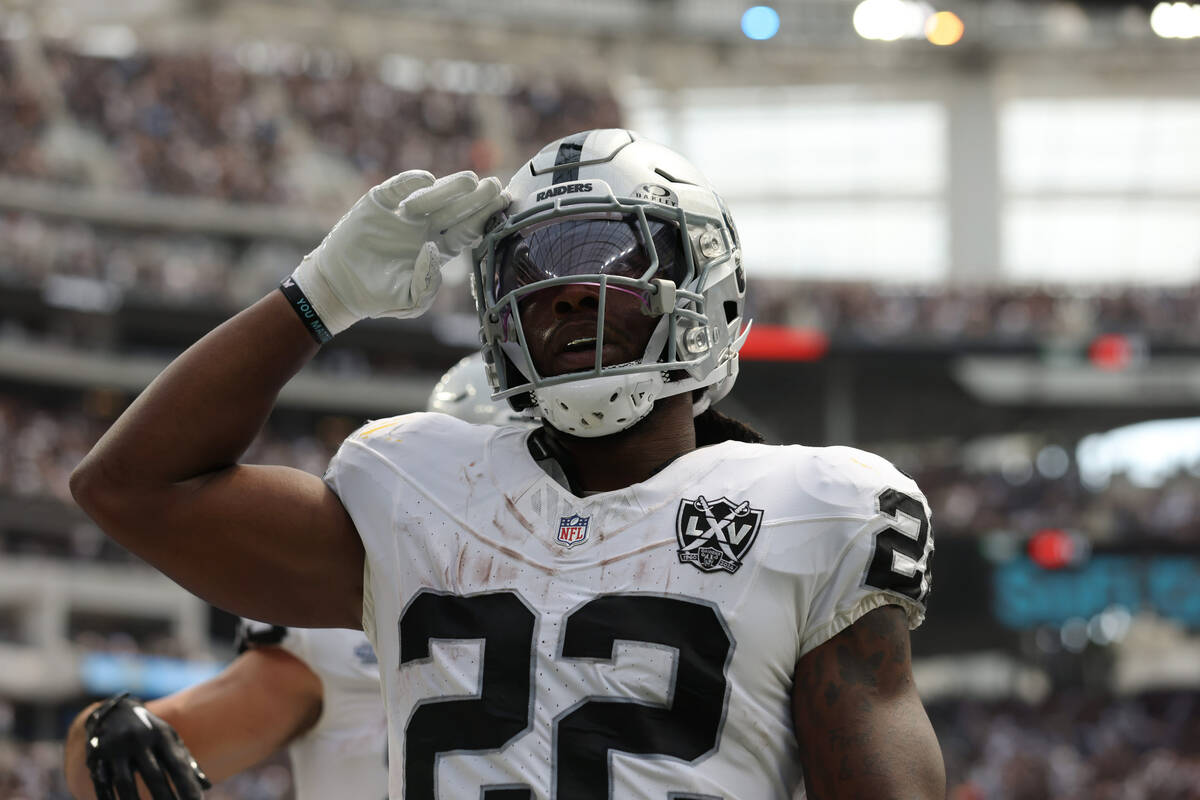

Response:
(676, 495), (764, 574)
(557, 514), (590, 548)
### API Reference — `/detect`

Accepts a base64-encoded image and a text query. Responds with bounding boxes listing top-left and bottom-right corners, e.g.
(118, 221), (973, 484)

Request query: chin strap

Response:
(535, 370), (663, 437)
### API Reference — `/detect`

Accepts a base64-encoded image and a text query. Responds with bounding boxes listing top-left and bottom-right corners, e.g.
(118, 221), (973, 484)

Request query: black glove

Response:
(84, 692), (212, 800)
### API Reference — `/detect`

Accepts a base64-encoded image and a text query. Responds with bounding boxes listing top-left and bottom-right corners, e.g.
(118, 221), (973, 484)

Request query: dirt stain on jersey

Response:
(492, 562), (520, 583)
(455, 546), (470, 586)
(598, 537), (675, 568)
(461, 466), (478, 507)
(473, 556), (496, 584)
(503, 496), (537, 535)
(481, 514), (558, 575)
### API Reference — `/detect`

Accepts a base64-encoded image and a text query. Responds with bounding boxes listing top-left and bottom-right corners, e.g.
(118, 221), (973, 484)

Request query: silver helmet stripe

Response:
(551, 130), (590, 185)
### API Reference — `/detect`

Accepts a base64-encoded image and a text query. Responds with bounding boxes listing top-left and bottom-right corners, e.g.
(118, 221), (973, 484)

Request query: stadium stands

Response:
(3, 14), (1199, 797)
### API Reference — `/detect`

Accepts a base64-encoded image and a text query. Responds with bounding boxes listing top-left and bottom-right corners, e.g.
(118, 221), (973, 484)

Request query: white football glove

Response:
(288, 170), (507, 336)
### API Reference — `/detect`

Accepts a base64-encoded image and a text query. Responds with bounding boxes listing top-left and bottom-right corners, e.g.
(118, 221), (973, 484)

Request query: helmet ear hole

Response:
(723, 300), (739, 325)
(502, 355), (537, 411)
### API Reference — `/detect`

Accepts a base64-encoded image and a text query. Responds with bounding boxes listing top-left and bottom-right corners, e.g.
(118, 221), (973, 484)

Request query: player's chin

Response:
(548, 405), (655, 442)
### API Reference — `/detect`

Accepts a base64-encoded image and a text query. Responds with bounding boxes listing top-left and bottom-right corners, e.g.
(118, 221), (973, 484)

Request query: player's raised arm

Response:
(69, 170), (507, 627)
(792, 605), (945, 800)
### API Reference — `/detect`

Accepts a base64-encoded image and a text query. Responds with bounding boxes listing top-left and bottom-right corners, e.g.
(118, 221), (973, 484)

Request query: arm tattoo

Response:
(792, 605), (944, 800)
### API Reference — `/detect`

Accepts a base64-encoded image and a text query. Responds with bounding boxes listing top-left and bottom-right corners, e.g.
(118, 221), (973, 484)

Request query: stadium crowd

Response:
(910, 458), (1200, 544)
(748, 278), (1200, 345)
(3, 690), (1198, 799)
(0, 738), (292, 800)
(2, 391), (1199, 552)
(0, 212), (295, 310)
(0, 44), (42, 181)
(0, 40), (620, 208)
(4, 29), (1200, 800)
(7, 210), (1200, 348)
(934, 690), (1200, 800)
(46, 44), (482, 204)
(0, 394), (340, 509)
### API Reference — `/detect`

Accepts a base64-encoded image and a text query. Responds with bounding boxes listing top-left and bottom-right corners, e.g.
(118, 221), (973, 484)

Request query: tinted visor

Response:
(492, 214), (687, 301)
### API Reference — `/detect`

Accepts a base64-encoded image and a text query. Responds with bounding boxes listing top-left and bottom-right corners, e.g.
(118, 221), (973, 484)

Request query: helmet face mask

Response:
(472, 129), (749, 438)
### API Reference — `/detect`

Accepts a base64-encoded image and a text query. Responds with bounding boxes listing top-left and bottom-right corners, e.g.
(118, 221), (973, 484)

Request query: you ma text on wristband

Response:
(279, 278), (334, 344)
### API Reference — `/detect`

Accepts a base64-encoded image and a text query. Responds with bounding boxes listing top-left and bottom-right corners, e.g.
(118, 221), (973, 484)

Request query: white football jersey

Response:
(238, 623), (388, 800)
(325, 413), (933, 800)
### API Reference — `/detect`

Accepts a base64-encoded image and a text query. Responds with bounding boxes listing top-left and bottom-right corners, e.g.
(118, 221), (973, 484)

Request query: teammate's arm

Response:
(64, 647), (324, 800)
(69, 171), (506, 627)
(791, 605), (945, 800)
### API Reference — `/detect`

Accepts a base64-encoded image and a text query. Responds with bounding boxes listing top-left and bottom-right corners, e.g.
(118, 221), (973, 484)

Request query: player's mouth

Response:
(548, 332), (630, 374)
(563, 336), (598, 353)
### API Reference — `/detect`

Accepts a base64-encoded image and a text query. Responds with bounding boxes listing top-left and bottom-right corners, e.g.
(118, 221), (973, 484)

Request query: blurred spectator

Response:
(509, 76), (622, 158)
(9, 210), (1200, 345)
(0, 395), (96, 505)
(933, 690), (1200, 800)
(47, 46), (285, 202)
(0, 40), (619, 208)
(0, 43), (46, 179)
(902, 453), (1200, 544)
(749, 279), (1200, 345)
(3, 690), (1197, 799)
(0, 394), (338, 508)
(0, 740), (71, 800)
(0, 739), (292, 800)
(0, 211), (293, 309)
(283, 64), (488, 186)
(4, 389), (1200, 546)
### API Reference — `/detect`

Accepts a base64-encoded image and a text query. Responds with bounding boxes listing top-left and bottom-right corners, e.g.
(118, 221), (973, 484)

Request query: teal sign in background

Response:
(80, 653), (223, 698)
(993, 555), (1200, 628)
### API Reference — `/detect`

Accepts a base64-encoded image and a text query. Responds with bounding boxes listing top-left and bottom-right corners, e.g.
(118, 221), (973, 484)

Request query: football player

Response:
(70, 130), (944, 798)
(63, 623), (386, 800)
(63, 356), (528, 800)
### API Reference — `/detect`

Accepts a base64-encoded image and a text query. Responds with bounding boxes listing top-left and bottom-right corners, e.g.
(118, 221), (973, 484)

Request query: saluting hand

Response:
(289, 169), (508, 334)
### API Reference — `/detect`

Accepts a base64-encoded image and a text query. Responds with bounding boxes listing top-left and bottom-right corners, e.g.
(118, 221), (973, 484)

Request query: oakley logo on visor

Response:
(632, 183), (679, 208)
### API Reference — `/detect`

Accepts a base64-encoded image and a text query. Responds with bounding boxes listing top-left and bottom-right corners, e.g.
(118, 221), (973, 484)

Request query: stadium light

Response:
(741, 6), (781, 40)
(1087, 333), (1138, 371)
(924, 10), (965, 45)
(1150, 1), (1200, 38)
(853, 0), (935, 42)
(1028, 528), (1091, 571)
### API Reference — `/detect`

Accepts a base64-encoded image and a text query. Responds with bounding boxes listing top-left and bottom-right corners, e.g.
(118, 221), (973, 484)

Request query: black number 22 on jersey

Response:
(398, 591), (732, 800)
(865, 488), (933, 605)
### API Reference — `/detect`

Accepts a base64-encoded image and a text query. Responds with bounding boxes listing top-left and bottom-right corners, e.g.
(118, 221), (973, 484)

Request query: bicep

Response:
(791, 604), (945, 800)
(148, 647), (324, 783)
(130, 464), (363, 628)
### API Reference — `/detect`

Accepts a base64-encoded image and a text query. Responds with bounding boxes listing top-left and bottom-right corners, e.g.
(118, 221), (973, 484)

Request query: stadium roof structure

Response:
(12, 0), (1200, 91)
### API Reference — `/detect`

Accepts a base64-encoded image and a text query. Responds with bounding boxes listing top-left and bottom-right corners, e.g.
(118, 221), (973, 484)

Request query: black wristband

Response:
(279, 277), (334, 345)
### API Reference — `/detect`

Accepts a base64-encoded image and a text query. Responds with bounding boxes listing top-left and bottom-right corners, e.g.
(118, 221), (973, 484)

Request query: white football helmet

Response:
(426, 351), (537, 427)
(472, 129), (749, 438)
